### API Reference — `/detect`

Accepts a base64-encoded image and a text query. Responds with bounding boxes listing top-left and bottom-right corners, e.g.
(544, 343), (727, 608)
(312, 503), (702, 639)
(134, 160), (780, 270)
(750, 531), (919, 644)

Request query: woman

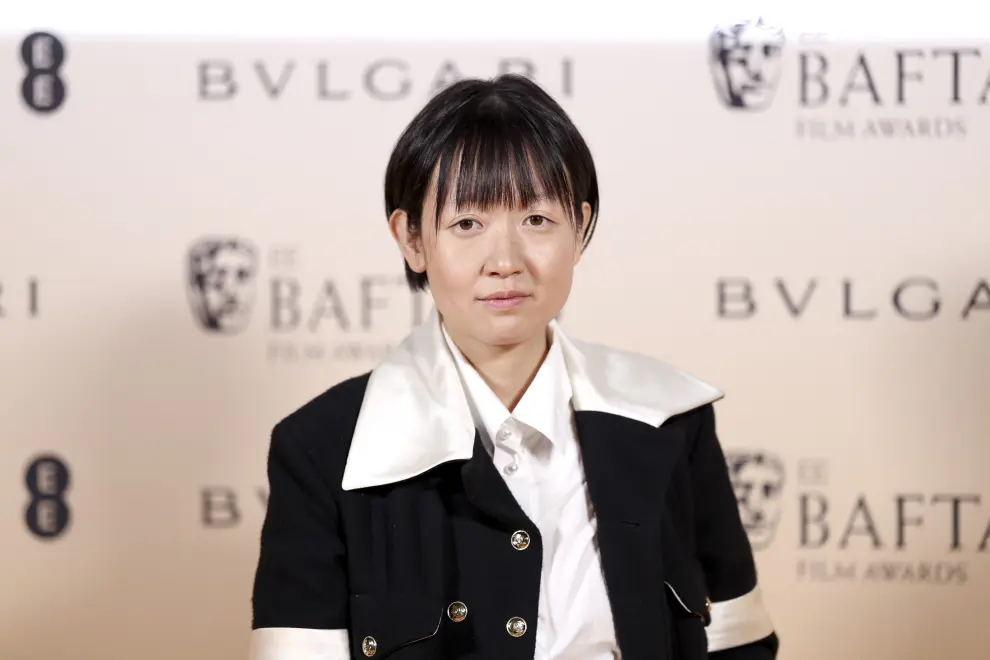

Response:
(250, 74), (778, 660)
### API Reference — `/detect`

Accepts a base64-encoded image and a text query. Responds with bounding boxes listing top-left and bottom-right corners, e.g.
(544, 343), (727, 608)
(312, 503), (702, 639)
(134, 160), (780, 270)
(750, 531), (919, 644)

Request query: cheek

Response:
(530, 242), (578, 284)
(425, 241), (477, 296)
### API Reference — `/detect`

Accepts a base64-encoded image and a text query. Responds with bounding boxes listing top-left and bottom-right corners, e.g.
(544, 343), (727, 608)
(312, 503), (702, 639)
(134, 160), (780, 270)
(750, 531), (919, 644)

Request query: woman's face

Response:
(392, 180), (590, 350)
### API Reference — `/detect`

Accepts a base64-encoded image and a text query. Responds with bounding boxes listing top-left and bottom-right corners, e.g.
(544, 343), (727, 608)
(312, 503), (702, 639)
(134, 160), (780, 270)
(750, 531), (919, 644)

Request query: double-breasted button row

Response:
(505, 530), (531, 640)
(507, 526), (530, 637)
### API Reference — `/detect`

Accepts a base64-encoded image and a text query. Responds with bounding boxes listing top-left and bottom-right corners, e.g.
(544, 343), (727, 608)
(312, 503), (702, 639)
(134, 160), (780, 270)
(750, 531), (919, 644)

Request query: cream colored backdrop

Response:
(2, 28), (989, 660)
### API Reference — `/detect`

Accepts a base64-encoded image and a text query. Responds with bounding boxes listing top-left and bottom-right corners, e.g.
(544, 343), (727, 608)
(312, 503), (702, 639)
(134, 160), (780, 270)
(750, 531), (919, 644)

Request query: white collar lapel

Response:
(552, 324), (725, 428)
(340, 308), (724, 491)
(340, 307), (475, 491)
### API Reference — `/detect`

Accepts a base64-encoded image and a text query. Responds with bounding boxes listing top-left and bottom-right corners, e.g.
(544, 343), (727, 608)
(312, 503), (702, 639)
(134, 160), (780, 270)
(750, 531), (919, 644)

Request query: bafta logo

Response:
(725, 449), (786, 550)
(186, 237), (258, 334)
(709, 18), (786, 111)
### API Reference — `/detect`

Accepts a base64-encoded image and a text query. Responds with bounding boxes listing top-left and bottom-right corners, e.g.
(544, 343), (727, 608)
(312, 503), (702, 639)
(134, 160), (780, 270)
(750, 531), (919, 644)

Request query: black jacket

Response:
(250, 313), (779, 660)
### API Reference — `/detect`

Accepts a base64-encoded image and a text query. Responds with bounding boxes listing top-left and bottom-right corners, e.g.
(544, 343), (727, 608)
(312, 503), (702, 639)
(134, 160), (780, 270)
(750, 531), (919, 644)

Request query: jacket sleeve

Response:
(691, 404), (779, 659)
(250, 421), (351, 660)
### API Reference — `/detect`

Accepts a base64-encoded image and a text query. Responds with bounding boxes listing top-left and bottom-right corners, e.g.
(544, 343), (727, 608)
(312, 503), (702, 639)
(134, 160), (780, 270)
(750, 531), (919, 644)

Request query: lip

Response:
(478, 291), (530, 310)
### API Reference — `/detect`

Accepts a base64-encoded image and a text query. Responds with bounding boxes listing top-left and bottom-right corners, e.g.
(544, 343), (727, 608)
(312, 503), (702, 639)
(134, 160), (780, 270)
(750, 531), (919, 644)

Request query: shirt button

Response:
(361, 636), (377, 657)
(503, 461), (519, 476)
(506, 617), (528, 637)
(447, 601), (468, 622)
(510, 530), (531, 550)
(497, 426), (512, 441)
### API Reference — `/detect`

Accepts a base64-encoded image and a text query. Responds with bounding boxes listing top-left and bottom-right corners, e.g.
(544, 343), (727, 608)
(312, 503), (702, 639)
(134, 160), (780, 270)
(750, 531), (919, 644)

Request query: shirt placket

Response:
(493, 419), (536, 514)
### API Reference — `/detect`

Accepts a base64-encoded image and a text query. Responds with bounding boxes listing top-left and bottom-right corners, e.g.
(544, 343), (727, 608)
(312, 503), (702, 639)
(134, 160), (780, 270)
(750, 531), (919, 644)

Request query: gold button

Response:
(447, 601), (468, 622)
(361, 636), (377, 657)
(510, 530), (530, 550)
(506, 616), (527, 637)
(706, 597), (712, 614)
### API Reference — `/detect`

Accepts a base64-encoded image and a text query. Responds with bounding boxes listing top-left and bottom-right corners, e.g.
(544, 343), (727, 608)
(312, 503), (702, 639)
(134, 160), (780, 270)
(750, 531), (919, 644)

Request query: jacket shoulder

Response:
(272, 372), (372, 475)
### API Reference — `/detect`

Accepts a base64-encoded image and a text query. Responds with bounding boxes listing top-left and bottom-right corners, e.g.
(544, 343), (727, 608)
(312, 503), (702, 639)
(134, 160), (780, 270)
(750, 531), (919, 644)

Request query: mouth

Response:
(478, 291), (530, 309)
(480, 290), (528, 300)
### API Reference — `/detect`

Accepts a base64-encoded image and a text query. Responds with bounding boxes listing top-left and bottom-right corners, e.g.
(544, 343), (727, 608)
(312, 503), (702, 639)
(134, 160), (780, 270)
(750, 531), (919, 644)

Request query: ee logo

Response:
(24, 454), (72, 539)
(20, 31), (67, 114)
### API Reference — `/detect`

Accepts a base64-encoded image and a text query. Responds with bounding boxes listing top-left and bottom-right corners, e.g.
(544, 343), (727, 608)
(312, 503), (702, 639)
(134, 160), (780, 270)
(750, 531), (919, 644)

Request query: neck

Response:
(447, 325), (550, 411)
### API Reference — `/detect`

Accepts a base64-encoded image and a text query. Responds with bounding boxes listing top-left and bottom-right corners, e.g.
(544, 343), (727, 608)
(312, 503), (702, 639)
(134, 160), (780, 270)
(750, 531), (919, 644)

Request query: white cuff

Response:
(250, 627), (350, 660)
(706, 585), (775, 652)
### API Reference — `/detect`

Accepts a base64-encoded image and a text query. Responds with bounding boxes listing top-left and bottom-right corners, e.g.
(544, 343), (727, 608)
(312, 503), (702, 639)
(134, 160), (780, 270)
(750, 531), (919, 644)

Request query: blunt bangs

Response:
(433, 118), (578, 228)
(385, 74), (599, 291)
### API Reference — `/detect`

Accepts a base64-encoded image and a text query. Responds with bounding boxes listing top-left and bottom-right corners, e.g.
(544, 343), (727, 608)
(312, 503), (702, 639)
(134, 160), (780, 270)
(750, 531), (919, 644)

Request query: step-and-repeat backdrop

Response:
(2, 23), (989, 660)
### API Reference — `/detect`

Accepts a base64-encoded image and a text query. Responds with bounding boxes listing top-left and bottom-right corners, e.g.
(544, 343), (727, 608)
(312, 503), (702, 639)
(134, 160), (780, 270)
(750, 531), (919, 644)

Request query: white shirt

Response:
(442, 324), (621, 660)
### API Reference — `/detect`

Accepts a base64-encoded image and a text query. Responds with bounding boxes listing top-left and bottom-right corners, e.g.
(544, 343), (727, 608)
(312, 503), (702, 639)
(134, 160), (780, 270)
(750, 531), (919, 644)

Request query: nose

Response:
(483, 225), (524, 278)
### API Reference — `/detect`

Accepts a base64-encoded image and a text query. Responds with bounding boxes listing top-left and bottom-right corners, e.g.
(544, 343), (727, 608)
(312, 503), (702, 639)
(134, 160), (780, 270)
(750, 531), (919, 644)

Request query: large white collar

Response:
(340, 309), (724, 491)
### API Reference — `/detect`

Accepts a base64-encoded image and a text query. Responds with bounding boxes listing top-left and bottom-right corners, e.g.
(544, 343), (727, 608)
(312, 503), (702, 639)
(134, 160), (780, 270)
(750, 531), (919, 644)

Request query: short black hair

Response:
(384, 74), (600, 291)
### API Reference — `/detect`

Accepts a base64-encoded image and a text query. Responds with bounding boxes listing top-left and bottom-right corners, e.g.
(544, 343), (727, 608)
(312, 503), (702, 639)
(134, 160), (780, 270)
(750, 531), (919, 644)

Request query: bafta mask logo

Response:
(724, 450), (785, 550)
(186, 238), (259, 334)
(709, 18), (785, 111)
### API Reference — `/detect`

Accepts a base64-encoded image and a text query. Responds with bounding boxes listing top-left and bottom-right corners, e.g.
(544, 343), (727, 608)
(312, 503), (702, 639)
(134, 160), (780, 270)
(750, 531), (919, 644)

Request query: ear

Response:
(573, 201), (592, 266)
(389, 208), (427, 273)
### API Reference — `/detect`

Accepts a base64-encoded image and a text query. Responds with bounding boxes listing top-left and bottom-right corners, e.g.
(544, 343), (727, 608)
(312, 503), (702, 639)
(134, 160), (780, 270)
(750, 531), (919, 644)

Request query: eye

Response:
(454, 218), (479, 232)
(525, 214), (551, 227)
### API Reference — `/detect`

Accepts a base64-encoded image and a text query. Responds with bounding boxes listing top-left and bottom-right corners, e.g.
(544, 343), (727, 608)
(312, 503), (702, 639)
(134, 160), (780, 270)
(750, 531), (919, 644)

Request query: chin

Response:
(476, 315), (545, 347)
